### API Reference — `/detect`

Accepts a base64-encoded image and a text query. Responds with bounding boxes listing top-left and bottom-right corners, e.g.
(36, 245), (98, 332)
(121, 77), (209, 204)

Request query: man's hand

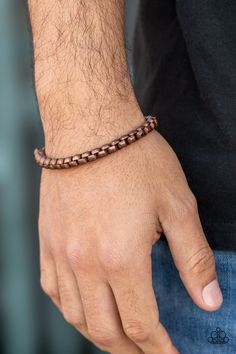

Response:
(28, 0), (222, 352)
(39, 129), (222, 354)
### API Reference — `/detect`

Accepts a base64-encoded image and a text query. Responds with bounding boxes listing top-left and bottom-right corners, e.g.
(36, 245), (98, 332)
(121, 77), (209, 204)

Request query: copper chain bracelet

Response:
(34, 115), (158, 169)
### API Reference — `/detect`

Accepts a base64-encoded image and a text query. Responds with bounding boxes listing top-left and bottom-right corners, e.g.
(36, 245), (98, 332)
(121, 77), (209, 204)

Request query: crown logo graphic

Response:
(208, 327), (229, 344)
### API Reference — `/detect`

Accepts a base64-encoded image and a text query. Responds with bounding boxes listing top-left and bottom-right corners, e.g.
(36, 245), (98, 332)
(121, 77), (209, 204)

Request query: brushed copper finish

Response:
(34, 116), (158, 169)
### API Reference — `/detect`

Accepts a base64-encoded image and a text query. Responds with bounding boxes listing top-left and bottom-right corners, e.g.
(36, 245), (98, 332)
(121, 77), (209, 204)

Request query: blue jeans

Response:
(151, 240), (236, 354)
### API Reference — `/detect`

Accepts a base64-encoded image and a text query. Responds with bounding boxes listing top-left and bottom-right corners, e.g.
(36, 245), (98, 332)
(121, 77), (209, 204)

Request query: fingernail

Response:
(202, 279), (223, 308)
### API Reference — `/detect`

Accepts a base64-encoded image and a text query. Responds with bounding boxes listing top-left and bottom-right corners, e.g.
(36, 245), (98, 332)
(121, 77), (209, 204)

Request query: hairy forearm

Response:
(28, 0), (143, 156)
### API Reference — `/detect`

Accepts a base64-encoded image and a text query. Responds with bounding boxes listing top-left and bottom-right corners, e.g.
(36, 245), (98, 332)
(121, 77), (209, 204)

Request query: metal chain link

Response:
(34, 116), (158, 169)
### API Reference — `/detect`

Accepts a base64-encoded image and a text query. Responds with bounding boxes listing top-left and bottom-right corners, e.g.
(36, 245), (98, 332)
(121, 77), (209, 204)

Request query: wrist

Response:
(42, 102), (145, 157)
(35, 115), (158, 169)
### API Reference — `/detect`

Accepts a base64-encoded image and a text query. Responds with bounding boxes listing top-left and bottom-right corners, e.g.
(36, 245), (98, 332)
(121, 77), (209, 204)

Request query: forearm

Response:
(28, 0), (144, 156)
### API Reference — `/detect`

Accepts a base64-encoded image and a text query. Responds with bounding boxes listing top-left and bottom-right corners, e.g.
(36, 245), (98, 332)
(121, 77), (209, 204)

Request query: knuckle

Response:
(40, 278), (57, 299)
(63, 310), (84, 329)
(187, 246), (215, 276)
(123, 320), (150, 343)
(59, 288), (72, 307)
(66, 241), (88, 270)
(99, 248), (129, 274)
(88, 327), (117, 348)
(105, 256), (128, 275)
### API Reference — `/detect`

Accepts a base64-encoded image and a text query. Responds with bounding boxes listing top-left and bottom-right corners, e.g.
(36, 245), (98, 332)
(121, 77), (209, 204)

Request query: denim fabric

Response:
(151, 240), (236, 354)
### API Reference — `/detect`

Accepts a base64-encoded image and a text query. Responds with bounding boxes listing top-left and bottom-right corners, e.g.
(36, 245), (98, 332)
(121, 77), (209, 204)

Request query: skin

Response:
(28, 1), (223, 353)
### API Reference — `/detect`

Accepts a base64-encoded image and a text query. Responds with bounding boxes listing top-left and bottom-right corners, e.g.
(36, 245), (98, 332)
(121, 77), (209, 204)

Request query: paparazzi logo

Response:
(208, 327), (229, 344)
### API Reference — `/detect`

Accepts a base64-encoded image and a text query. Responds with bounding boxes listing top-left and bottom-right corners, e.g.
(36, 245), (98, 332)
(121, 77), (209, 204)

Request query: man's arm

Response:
(28, 0), (144, 157)
(28, 1), (222, 353)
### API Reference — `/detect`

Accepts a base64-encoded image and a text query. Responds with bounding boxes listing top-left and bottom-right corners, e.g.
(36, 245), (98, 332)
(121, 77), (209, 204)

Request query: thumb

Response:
(160, 193), (223, 312)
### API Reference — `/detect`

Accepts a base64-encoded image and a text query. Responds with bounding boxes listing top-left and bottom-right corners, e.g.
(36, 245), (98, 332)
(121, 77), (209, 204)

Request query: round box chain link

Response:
(34, 115), (158, 169)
